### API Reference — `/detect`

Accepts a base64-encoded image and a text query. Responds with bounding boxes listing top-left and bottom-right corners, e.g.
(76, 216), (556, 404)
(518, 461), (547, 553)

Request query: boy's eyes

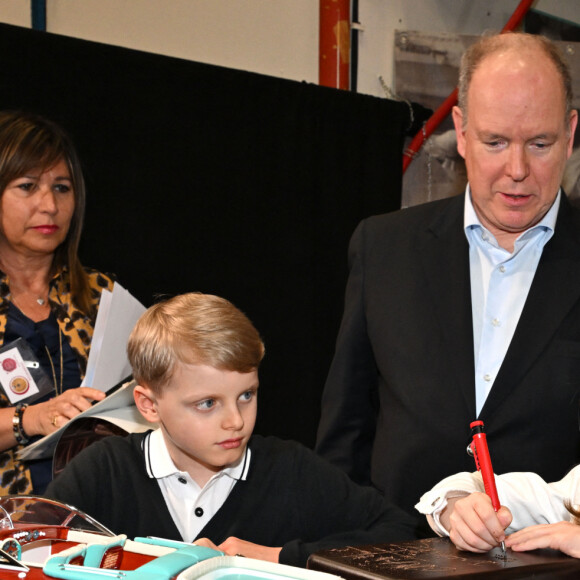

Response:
(196, 399), (215, 411)
(193, 390), (256, 411)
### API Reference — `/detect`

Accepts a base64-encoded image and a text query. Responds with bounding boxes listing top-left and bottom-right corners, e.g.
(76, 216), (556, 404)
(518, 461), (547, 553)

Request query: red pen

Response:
(468, 420), (506, 554)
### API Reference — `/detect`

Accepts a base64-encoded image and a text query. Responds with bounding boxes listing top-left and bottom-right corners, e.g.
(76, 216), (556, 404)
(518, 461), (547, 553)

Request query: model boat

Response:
(0, 496), (337, 580)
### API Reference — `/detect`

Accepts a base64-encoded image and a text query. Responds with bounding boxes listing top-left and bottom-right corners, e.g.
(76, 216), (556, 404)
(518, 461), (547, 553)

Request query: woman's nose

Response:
(38, 188), (58, 213)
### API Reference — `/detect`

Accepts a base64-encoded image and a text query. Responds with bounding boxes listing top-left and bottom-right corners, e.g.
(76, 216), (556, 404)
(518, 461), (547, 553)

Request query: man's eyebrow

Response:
(529, 133), (556, 140)
(476, 130), (557, 141)
(476, 131), (505, 140)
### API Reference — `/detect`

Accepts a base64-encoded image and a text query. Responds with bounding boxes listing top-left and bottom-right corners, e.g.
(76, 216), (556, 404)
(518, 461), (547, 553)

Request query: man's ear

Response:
(134, 384), (160, 424)
(567, 109), (578, 159)
(452, 105), (467, 160)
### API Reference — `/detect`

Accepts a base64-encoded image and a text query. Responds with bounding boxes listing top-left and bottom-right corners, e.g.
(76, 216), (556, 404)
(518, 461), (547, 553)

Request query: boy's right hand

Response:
(194, 537), (281, 562)
(441, 492), (513, 552)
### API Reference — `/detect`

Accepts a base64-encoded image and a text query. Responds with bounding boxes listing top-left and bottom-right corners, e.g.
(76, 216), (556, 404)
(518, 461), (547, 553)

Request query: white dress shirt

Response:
(464, 188), (560, 415)
(415, 465), (580, 537)
(142, 428), (251, 542)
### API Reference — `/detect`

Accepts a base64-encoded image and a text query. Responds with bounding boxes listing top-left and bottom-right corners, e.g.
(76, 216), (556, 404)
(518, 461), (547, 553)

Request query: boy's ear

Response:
(134, 384), (160, 424)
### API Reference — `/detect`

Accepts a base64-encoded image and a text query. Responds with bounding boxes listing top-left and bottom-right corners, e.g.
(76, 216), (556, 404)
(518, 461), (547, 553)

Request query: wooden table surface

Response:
(307, 537), (580, 579)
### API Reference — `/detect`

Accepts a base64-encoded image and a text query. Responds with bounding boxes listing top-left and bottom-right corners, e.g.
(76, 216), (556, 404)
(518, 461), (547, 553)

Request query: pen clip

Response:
(469, 441), (482, 472)
(24, 361), (39, 369)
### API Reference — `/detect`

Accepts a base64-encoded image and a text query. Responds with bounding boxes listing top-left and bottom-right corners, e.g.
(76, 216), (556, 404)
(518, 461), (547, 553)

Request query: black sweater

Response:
(46, 432), (417, 567)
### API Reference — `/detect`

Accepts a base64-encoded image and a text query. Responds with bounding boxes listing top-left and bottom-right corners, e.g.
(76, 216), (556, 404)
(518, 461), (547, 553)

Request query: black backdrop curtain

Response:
(0, 23), (408, 447)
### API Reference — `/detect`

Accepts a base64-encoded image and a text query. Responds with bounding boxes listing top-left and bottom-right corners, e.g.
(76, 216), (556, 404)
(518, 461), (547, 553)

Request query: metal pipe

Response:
(402, 0), (535, 173)
(319, 0), (350, 89)
(31, 0), (47, 31)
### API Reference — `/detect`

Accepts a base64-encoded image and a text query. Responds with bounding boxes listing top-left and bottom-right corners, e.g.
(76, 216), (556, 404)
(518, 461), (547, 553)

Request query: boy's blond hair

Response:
(127, 293), (265, 393)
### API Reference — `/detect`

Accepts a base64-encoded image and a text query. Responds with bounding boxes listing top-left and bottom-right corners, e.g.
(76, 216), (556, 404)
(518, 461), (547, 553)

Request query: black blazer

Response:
(316, 193), (580, 519)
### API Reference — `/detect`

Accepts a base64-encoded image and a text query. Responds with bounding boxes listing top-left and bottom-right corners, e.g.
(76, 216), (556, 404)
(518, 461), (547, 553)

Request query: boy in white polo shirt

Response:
(46, 292), (417, 567)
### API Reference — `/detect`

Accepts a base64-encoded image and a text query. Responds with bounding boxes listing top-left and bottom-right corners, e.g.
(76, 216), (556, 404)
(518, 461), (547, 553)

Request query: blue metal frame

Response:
(31, 0), (46, 31)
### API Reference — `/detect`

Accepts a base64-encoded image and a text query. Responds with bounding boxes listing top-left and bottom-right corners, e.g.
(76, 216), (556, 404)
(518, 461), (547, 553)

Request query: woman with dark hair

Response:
(0, 111), (114, 495)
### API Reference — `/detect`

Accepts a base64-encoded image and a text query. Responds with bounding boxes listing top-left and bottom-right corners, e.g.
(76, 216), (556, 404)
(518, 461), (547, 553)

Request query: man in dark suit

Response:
(316, 32), (580, 533)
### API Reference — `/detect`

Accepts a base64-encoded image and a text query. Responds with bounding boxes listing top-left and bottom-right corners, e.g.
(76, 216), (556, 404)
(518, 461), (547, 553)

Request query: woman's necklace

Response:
(1, 267), (50, 308)
(8, 283), (50, 320)
(44, 329), (64, 397)
(14, 294), (47, 306)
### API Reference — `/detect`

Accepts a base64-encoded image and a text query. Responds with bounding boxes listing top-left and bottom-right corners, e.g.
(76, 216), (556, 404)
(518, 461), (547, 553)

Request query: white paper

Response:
(18, 380), (153, 461)
(90, 406), (152, 434)
(81, 282), (146, 392)
(18, 284), (148, 461)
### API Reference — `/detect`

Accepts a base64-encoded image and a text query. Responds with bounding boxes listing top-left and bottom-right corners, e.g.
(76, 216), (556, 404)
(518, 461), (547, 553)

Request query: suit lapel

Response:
(481, 195), (580, 418)
(418, 195), (476, 415)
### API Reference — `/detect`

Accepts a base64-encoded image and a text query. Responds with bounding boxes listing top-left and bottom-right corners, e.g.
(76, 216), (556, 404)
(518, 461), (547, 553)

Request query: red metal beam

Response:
(402, 0), (536, 173)
(319, 0), (350, 89)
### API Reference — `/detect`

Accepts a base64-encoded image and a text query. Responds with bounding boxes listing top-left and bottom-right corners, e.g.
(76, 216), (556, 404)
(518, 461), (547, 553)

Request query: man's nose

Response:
(506, 145), (529, 182)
